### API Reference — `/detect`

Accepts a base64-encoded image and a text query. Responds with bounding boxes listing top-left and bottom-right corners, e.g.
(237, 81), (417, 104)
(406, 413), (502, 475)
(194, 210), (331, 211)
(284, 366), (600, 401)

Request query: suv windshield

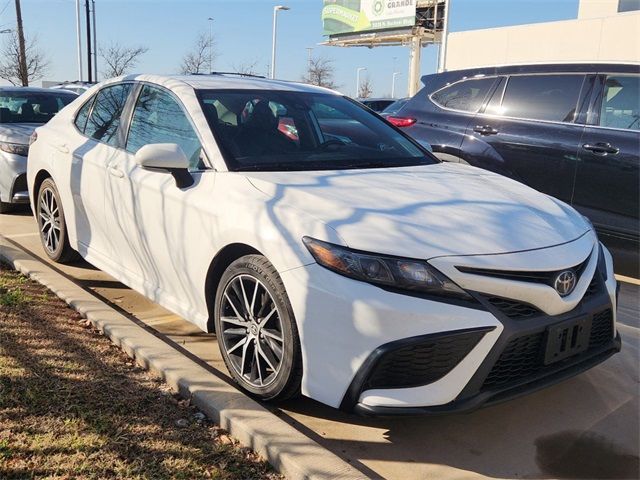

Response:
(198, 90), (436, 171)
(0, 90), (76, 124)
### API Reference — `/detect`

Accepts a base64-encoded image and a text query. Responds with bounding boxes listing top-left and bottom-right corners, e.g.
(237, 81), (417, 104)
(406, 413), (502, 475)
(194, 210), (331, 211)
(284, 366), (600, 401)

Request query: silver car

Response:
(0, 87), (76, 213)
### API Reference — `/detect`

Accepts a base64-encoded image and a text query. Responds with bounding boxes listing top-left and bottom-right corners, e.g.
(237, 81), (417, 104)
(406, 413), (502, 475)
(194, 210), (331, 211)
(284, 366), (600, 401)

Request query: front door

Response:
(462, 74), (590, 204)
(573, 74), (640, 276)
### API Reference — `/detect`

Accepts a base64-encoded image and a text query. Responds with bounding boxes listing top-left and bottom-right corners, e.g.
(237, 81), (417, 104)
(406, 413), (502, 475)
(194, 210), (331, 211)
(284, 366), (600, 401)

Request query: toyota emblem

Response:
(554, 270), (577, 297)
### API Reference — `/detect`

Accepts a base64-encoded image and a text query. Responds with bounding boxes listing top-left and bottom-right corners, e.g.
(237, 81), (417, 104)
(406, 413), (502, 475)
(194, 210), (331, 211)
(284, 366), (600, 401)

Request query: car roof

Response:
(0, 86), (77, 94)
(100, 73), (341, 95)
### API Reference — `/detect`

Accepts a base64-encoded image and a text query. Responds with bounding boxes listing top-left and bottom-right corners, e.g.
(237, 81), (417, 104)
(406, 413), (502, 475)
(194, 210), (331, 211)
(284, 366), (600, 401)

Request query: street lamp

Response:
(271, 5), (290, 79)
(356, 67), (367, 98)
(208, 17), (214, 73)
(392, 72), (402, 98)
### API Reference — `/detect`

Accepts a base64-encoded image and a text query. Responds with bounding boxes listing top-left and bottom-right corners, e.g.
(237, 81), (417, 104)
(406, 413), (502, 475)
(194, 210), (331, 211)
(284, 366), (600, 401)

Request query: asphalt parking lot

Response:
(1, 210), (638, 480)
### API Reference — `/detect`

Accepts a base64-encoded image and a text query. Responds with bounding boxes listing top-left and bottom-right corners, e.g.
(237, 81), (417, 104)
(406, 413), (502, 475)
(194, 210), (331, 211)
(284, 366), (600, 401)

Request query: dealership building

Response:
(444, 0), (639, 71)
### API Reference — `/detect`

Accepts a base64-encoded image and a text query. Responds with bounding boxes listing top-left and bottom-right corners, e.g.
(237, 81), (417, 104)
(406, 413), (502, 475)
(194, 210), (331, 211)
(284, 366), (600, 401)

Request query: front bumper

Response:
(0, 152), (28, 204)
(280, 239), (619, 414)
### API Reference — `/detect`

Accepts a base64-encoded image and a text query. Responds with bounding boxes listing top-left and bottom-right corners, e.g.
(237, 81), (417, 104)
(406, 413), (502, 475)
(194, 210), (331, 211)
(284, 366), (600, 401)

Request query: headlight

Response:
(0, 142), (29, 156)
(303, 237), (472, 299)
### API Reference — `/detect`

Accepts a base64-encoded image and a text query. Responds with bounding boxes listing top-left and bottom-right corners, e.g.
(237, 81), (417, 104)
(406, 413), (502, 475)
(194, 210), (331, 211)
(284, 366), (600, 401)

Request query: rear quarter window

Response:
(430, 77), (496, 113)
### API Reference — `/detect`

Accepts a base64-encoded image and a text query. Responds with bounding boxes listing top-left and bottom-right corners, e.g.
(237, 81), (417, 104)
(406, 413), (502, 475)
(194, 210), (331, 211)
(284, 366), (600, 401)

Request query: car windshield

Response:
(198, 90), (437, 171)
(0, 90), (76, 124)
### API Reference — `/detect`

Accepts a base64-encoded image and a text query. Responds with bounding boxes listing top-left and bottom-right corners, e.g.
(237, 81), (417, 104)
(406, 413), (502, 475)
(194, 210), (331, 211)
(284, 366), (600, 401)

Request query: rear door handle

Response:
(473, 125), (499, 135)
(582, 142), (619, 155)
(108, 166), (124, 178)
(54, 143), (69, 154)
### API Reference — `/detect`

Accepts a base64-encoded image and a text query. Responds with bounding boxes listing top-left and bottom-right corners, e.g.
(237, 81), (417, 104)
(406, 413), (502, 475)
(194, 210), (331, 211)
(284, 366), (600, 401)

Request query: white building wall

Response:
(444, 1), (639, 71)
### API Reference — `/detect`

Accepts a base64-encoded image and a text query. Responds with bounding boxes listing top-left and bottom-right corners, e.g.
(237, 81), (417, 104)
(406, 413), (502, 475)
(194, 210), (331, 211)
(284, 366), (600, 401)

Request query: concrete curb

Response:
(0, 235), (368, 480)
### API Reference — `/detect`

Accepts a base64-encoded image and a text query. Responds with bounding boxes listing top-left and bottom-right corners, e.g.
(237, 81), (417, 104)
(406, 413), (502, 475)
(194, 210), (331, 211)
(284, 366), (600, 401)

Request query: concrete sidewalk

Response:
(0, 235), (368, 480)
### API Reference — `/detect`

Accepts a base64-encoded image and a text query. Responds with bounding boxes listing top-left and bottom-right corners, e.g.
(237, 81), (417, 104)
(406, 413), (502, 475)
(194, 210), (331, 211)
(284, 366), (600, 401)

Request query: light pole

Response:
(306, 47), (313, 69)
(75, 0), (83, 81)
(392, 72), (402, 98)
(271, 5), (290, 79)
(356, 67), (366, 98)
(208, 17), (214, 73)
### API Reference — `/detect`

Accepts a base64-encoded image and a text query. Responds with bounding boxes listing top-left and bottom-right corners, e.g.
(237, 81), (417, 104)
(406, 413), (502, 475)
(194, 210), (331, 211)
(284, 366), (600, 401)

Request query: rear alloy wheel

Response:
(36, 178), (77, 263)
(214, 255), (302, 401)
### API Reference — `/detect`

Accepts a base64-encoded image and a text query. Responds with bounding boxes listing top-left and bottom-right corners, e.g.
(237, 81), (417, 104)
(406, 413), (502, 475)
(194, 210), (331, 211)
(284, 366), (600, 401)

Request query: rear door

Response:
(403, 76), (498, 159)
(573, 73), (639, 276)
(461, 73), (591, 204)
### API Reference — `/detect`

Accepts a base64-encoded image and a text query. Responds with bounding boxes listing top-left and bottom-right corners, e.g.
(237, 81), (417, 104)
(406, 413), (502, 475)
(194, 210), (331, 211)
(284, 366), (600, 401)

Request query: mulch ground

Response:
(0, 264), (281, 479)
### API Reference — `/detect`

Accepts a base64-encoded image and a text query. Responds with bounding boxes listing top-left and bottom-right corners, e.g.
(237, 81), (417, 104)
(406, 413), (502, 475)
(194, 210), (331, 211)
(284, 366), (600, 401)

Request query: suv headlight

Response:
(0, 142), (29, 157)
(303, 237), (471, 300)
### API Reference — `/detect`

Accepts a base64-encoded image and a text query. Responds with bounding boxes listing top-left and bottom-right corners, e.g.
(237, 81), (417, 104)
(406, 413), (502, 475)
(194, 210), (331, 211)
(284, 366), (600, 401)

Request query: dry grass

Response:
(0, 265), (281, 480)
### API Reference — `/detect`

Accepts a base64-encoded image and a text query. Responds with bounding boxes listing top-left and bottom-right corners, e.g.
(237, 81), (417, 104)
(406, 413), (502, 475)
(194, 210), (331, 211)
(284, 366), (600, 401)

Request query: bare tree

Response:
(231, 60), (260, 76)
(358, 76), (374, 98)
(179, 32), (216, 74)
(99, 42), (148, 79)
(301, 56), (338, 90)
(0, 32), (48, 86)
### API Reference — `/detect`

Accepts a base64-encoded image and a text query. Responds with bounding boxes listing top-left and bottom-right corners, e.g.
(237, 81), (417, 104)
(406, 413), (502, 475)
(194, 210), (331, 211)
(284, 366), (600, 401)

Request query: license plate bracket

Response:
(544, 317), (592, 365)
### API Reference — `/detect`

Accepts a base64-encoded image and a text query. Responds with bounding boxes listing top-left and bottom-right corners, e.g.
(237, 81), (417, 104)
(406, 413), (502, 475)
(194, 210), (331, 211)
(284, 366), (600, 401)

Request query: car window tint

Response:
(484, 77), (506, 115)
(74, 96), (94, 133)
(600, 75), (639, 131)
(84, 83), (132, 145)
(198, 90), (432, 171)
(126, 85), (203, 170)
(431, 77), (496, 112)
(500, 75), (583, 122)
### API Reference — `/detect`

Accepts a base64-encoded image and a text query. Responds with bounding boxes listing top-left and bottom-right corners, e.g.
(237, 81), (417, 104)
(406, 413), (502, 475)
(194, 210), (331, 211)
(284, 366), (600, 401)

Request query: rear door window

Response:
(431, 77), (496, 113)
(499, 74), (584, 122)
(599, 75), (639, 131)
(84, 83), (133, 146)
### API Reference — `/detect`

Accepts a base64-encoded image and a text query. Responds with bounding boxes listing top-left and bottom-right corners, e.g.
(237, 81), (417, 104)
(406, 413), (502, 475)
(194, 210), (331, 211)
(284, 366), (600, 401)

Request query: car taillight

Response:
(387, 116), (417, 128)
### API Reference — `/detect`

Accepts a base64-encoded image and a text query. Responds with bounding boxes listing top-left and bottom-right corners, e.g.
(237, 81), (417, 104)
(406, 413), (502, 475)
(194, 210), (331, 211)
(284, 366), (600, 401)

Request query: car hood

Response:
(245, 163), (591, 259)
(0, 123), (38, 144)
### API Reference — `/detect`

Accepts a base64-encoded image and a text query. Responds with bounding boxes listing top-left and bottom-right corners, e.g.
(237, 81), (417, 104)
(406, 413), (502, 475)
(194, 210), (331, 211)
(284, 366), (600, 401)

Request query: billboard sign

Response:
(322, 0), (417, 36)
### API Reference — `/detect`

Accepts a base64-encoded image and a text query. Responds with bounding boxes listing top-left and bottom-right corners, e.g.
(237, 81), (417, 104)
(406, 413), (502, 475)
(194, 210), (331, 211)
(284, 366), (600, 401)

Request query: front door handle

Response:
(473, 125), (499, 135)
(108, 166), (124, 178)
(54, 143), (69, 154)
(582, 142), (619, 155)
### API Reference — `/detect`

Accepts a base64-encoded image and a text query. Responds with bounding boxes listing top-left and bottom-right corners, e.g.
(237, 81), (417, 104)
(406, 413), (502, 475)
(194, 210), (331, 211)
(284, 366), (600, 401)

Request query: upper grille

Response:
(482, 309), (614, 390)
(366, 329), (489, 390)
(485, 296), (542, 319)
(457, 257), (590, 287)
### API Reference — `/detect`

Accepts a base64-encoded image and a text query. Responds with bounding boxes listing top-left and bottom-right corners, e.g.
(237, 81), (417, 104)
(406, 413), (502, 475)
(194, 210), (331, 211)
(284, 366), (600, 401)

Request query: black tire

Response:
(0, 201), (13, 214)
(214, 254), (302, 402)
(36, 178), (78, 263)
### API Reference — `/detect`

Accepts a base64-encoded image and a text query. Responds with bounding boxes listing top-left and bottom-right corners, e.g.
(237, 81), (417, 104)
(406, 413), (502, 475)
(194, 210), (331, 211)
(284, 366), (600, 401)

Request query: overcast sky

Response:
(0, 0), (579, 96)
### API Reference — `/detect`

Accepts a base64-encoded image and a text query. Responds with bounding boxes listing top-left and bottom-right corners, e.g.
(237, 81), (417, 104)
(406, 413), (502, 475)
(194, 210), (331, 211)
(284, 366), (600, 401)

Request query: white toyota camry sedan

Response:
(27, 74), (620, 415)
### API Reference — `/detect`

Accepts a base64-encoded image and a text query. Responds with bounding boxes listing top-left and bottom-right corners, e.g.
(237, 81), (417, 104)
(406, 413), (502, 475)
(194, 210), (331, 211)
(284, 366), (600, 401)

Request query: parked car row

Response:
(0, 87), (77, 213)
(386, 63), (640, 278)
(24, 73), (620, 415)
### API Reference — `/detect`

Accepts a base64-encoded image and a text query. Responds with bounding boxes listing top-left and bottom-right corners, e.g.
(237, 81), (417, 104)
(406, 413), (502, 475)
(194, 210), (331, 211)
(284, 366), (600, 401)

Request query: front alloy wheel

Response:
(215, 255), (302, 401)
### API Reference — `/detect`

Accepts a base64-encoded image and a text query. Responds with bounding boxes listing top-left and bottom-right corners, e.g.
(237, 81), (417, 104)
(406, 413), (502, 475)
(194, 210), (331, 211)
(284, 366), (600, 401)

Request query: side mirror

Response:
(134, 143), (194, 188)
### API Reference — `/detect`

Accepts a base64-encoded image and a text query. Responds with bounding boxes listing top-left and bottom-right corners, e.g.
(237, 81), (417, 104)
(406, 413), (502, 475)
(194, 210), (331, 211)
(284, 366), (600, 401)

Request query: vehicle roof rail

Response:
(189, 71), (266, 79)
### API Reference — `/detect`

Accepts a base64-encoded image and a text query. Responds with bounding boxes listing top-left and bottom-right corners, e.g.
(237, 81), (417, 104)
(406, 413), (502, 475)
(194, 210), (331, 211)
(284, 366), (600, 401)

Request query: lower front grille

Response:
(366, 329), (489, 390)
(482, 309), (614, 390)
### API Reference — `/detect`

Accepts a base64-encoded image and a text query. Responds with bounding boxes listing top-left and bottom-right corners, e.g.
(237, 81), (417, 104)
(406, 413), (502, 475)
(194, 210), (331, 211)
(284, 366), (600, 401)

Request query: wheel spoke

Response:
(239, 338), (251, 377)
(250, 280), (259, 318)
(239, 277), (251, 318)
(257, 341), (278, 373)
(227, 336), (247, 355)
(261, 306), (278, 325)
(263, 335), (283, 360)
(261, 328), (282, 343)
(224, 292), (245, 322)
(220, 316), (247, 328)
